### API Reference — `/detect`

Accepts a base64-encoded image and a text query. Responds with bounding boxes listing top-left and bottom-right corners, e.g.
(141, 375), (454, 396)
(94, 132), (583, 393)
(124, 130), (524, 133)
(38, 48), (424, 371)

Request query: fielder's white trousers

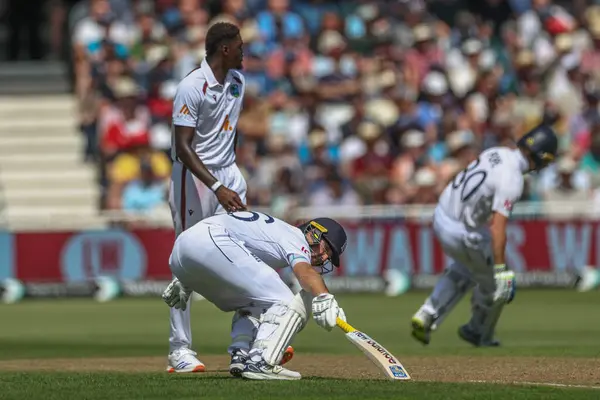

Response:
(167, 161), (247, 352)
(168, 161), (247, 235)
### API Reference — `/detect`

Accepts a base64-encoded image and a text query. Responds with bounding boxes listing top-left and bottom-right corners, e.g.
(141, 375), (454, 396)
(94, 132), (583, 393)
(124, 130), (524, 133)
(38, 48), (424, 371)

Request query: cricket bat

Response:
(336, 317), (411, 380)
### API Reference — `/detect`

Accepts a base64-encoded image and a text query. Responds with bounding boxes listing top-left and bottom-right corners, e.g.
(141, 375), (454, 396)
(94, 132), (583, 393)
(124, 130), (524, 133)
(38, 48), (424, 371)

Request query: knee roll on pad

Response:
(254, 301), (307, 366)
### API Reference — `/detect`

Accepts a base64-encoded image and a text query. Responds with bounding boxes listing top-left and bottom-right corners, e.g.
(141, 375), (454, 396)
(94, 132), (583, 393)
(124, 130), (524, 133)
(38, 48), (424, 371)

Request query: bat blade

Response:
(342, 327), (411, 380)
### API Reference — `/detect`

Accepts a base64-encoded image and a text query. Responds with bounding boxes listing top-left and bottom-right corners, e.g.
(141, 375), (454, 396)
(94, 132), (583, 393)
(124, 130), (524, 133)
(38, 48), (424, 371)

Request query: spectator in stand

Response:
(580, 125), (600, 188)
(409, 167), (438, 205)
(314, 30), (360, 133)
(417, 71), (450, 143)
(540, 155), (591, 196)
(445, 129), (478, 169)
(351, 121), (393, 204)
(303, 127), (335, 188)
(483, 109), (516, 149)
(309, 168), (361, 208)
(569, 80), (600, 158)
(256, 0), (305, 52)
(148, 80), (178, 156)
(122, 159), (168, 214)
(106, 142), (171, 210)
(99, 78), (151, 159)
(72, 0), (131, 52)
(542, 157), (592, 216)
(403, 23), (444, 89)
(390, 129), (429, 191)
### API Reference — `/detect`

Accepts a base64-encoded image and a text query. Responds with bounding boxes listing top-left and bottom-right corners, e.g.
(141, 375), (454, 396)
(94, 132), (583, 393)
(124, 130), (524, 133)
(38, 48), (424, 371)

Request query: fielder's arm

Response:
(292, 262), (329, 296)
(489, 212), (508, 266)
(172, 82), (221, 189)
(174, 125), (220, 188)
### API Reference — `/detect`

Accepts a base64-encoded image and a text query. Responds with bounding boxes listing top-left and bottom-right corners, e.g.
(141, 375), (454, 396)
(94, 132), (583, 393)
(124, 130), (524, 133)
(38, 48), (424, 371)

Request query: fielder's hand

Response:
(312, 293), (346, 331)
(162, 278), (192, 311)
(493, 264), (516, 304)
(215, 186), (246, 213)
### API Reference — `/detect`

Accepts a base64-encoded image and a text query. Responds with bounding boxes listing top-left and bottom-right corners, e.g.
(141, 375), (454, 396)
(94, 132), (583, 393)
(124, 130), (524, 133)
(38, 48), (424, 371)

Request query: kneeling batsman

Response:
(162, 211), (348, 380)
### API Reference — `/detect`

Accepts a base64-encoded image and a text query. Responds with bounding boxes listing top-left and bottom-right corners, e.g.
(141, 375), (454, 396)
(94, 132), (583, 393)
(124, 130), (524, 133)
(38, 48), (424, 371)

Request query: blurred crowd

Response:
(68, 0), (600, 217)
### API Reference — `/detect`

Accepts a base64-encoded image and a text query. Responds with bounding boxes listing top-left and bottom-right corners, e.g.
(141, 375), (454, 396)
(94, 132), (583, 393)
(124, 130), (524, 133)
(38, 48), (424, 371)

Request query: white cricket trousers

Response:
(433, 207), (495, 292)
(168, 161), (247, 235)
(170, 222), (295, 312)
(423, 207), (496, 328)
(167, 161), (247, 352)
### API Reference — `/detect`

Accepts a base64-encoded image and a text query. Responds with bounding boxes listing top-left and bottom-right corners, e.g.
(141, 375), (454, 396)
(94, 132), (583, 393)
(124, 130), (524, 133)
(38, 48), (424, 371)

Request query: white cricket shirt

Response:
(171, 59), (245, 168)
(202, 211), (313, 271)
(437, 147), (529, 229)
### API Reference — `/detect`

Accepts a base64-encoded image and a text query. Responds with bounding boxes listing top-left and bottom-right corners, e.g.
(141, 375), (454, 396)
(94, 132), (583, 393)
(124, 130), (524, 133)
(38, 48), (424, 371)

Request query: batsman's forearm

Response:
(293, 263), (329, 296)
(176, 146), (218, 188)
(490, 224), (507, 266)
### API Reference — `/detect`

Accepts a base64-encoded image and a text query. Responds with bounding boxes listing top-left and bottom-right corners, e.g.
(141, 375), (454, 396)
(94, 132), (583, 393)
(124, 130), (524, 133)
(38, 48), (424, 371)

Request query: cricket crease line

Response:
(468, 380), (600, 390)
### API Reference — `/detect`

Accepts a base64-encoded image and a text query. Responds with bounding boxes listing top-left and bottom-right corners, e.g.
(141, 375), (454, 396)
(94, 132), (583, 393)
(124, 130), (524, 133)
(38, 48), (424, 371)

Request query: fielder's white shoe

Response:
(166, 348), (206, 373)
(242, 360), (301, 380)
(411, 308), (434, 345)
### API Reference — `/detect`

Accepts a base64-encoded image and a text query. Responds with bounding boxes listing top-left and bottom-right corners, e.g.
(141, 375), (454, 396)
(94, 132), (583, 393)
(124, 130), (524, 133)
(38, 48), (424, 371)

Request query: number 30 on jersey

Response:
(452, 158), (487, 201)
(229, 211), (274, 224)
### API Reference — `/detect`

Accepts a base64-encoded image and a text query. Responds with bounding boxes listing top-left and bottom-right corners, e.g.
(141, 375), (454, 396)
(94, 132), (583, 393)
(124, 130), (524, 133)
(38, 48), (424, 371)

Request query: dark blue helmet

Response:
(298, 218), (347, 267)
(516, 123), (558, 170)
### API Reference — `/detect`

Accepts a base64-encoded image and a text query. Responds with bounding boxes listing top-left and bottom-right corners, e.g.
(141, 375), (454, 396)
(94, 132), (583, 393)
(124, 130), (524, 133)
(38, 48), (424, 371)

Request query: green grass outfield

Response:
(0, 290), (599, 399)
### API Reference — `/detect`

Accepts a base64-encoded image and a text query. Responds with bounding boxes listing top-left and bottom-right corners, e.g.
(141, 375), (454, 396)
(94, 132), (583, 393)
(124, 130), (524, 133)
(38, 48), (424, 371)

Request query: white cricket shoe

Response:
(411, 308), (434, 345)
(229, 348), (249, 377)
(242, 360), (301, 380)
(575, 266), (600, 292)
(230, 346), (295, 377)
(166, 348), (206, 373)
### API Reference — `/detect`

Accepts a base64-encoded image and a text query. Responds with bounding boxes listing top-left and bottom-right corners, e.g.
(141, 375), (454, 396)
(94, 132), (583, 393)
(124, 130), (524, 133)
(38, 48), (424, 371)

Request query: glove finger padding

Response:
(162, 279), (191, 310)
(494, 271), (516, 304)
(337, 307), (347, 322)
(312, 293), (340, 331)
(161, 281), (177, 305)
(507, 274), (516, 304)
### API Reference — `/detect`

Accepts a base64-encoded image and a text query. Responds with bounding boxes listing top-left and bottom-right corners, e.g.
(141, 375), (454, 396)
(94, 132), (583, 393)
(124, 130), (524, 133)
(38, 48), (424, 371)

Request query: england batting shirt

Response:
(202, 211), (313, 271)
(171, 59), (245, 168)
(437, 147), (529, 229)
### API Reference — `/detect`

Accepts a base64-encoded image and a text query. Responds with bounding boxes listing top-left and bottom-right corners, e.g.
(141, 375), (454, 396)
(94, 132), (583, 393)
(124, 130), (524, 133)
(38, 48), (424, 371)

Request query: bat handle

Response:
(336, 317), (356, 333)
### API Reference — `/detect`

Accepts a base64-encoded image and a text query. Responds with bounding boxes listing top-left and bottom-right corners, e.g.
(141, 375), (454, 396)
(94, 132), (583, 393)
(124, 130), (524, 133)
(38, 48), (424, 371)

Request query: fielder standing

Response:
(411, 123), (559, 346)
(162, 211), (349, 380)
(165, 22), (248, 373)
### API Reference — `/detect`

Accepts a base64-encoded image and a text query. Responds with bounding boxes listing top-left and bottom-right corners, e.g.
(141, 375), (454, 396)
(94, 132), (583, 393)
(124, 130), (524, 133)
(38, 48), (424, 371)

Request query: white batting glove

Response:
(312, 293), (346, 331)
(493, 264), (516, 304)
(161, 278), (192, 311)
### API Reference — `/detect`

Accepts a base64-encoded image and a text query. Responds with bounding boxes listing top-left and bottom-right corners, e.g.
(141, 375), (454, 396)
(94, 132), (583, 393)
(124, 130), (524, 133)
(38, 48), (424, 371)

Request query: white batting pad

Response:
(252, 301), (306, 366)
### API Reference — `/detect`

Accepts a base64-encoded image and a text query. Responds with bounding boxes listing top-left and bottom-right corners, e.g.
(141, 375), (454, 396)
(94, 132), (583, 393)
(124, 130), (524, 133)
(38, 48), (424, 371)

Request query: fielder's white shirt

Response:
(171, 59), (245, 168)
(437, 147), (529, 229)
(202, 211), (313, 271)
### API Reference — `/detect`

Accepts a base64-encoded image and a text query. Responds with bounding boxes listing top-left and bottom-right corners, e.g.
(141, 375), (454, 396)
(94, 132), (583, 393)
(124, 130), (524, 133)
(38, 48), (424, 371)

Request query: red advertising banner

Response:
(1, 219), (599, 283)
